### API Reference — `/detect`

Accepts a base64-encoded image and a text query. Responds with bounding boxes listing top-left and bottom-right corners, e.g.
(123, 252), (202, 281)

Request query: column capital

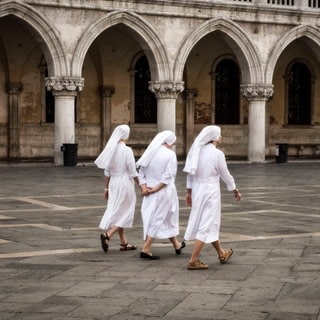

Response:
(6, 83), (23, 94)
(149, 81), (184, 99)
(45, 76), (84, 94)
(100, 85), (115, 97)
(184, 88), (198, 99)
(240, 84), (274, 101)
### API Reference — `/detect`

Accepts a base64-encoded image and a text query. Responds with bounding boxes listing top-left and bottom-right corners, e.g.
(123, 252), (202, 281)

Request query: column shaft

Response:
(241, 84), (273, 163)
(45, 77), (84, 165)
(149, 80), (184, 133)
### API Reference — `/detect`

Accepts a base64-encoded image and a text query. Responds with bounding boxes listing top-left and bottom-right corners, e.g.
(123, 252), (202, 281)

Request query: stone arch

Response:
(71, 10), (170, 81)
(266, 25), (320, 84)
(174, 18), (262, 84)
(0, 1), (67, 76)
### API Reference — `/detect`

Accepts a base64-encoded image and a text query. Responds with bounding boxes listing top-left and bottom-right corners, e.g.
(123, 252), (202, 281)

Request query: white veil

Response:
(183, 125), (221, 175)
(136, 130), (176, 168)
(94, 124), (130, 169)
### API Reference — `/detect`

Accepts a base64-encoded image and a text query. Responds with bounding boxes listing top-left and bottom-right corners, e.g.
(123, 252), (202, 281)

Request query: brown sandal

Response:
(219, 248), (234, 264)
(120, 243), (137, 251)
(187, 260), (208, 270)
(100, 233), (110, 252)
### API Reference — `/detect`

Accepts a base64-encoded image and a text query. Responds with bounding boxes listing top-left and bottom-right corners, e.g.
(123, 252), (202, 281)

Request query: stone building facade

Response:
(0, 0), (320, 165)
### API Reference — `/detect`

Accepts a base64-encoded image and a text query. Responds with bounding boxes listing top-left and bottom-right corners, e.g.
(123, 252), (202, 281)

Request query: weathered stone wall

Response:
(0, 0), (319, 161)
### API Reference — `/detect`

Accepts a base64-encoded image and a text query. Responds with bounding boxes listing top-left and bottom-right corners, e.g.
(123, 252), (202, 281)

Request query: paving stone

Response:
(0, 162), (319, 319)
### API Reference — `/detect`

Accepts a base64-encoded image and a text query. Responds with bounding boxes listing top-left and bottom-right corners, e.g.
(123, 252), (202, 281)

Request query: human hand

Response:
(140, 184), (149, 197)
(234, 189), (241, 201)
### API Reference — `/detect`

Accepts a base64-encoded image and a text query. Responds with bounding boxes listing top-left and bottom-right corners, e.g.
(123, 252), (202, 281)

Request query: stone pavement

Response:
(0, 160), (319, 320)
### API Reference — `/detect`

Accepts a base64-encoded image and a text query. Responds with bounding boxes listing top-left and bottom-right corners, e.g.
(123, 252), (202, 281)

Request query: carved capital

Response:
(149, 81), (184, 99)
(6, 83), (23, 94)
(240, 84), (274, 101)
(100, 85), (115, 97)
(45, 77), (84, 93)
(184, 88), (198, 99)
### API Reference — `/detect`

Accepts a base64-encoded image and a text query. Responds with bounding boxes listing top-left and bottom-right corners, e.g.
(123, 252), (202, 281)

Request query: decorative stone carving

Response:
(149, 81), (184, 99)
(6, 83), (23, 94)
(240, 84), (274, 101)
(100, 85), (115, 97)
(45, 77), (84, 93)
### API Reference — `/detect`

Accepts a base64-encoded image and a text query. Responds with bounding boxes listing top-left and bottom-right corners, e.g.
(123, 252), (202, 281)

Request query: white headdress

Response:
(183, 125), (221, 175)
(94, 124), (130, 169)
(136, 130), (176, 168)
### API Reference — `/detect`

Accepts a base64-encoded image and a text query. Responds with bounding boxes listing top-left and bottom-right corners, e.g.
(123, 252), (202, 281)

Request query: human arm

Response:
(186, 188), (192, 206)
(138, 166), (149, 196)
(185, 173), (193, 206)
(103, 175), (110, 200)
(217, 152), (241, 201)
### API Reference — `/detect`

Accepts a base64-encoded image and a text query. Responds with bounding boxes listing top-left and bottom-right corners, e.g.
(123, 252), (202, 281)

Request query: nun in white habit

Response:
(183, 125), (241, 270)
(95, 124), (139, 253)
(137, 130), (185, 260)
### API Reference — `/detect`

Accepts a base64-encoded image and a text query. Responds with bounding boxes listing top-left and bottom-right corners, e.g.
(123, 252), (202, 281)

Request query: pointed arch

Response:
(174, 18), (262, 84)
(0, 1), (67, 76)
(72, 11), (170, 81)
(266, 25), (320, 84)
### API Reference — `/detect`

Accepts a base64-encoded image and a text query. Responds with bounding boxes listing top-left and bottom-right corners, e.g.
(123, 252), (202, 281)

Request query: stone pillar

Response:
(100, 85), (115, 148)
(209, 71), (216, 124)
(128, 69), (137, 124)
(240, 84), (273, 163)
(45, 77), (84, 166)
(149, 81), (184, 133)
(6, 83), (23, 159)
(185, 89), (197, 153)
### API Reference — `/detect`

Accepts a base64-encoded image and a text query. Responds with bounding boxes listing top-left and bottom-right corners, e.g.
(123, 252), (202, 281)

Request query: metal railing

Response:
(232, 0), (320, 9)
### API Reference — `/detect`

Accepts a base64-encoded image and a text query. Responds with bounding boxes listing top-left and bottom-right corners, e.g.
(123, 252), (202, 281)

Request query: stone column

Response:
(240, 84), (273, 163)
(6, 83), (23, 159)
(45, 77), (84, 166)
(149, 81), (184, 133)
(185, 89), (197, 153)
(128, 69), (137, 124)
(209, 71), (216, 124)
(100, 85), (115, 148)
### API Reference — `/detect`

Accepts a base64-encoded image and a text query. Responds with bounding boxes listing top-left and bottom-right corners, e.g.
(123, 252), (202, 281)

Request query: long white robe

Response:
(99, 142), (138, 230)
(184, 144), (236, 243)
(139, 145), (179, 240)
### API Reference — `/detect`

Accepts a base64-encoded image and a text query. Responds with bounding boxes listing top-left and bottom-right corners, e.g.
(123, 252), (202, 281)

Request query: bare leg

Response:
(189, 239), (205, 263)
(118, 227), (127, 245)
(103, 225), (119, 239)
(142, 235), (154, 255)
(169, 237), (181, 249)
(212, 240), (233, 263)
(212, 240), (224, 258)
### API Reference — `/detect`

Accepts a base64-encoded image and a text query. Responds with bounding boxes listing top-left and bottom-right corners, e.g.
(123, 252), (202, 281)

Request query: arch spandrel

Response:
(0, 1), (67, 76)
(174, 18), (263, 85)
(266, 25), (320, 84)
(72, 11), (170, 81)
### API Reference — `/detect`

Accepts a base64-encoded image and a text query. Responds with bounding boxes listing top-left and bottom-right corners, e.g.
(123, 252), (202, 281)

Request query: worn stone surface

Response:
(0, 161), (319, 319)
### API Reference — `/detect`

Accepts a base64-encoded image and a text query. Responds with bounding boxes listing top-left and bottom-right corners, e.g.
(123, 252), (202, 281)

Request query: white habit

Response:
(99, 142), (138, 230)
(138, 145), (179, 240)
(184, 143), (236, 243)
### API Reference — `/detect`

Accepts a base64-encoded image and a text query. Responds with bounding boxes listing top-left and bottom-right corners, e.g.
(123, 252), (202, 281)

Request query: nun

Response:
(95, 124), (139, 253)
(183, 125), (241, 270)
(136, 130), (185, 260)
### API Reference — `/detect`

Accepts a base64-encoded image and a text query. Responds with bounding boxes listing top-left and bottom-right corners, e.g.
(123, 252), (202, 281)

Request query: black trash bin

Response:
(61, 143), (78, 166)
(275, 143), (288, 163)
